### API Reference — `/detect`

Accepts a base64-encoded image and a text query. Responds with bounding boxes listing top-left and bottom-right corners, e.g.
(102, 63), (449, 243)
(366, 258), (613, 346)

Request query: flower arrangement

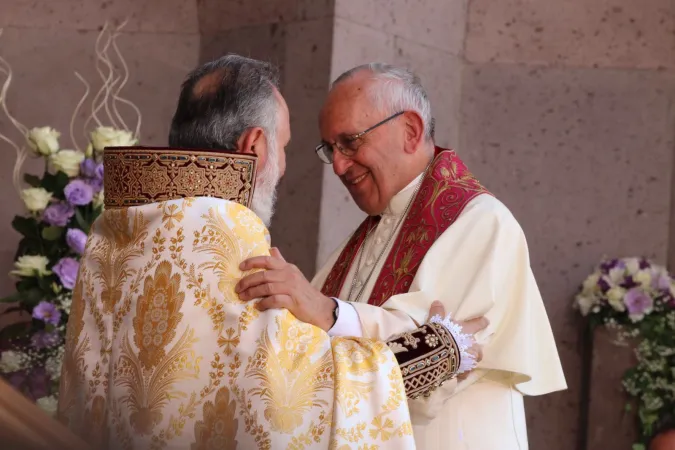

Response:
(575, 257), (675, 449)
(0, 22), (141, 416)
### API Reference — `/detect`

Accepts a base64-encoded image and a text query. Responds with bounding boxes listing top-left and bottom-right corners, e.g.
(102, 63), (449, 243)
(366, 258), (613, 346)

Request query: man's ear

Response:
(402, 111), (425, 154)
(237, 127), (268, 166)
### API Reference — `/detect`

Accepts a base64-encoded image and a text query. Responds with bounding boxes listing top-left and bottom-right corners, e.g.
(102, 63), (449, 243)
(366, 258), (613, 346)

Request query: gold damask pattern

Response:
(386, 323), (459, 400)
(58, 196), (415, 449)
(103, 147), (257, 209)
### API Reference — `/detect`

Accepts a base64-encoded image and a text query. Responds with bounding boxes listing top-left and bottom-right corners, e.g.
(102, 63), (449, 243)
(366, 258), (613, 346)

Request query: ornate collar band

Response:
(103, 146), (257, 209)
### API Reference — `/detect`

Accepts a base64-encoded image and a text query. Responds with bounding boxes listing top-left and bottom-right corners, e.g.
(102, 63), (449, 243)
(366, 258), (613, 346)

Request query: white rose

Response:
(11, 255), (51, 277)
(581, 272), (600, 294)
(607, 287), (627, 312)
(608, 267), (625, 284)
(50, 149), (85, 177)
(36, 395), (59, 417)
(625, 257), (641, 274)
(26, 127), (61, 156)
(21, 187), (53, 212)
(0, 350), (26, 373)
(90, 126), (136, 152)
(575, 295), (597, 316)
(634, 270), (652, 287)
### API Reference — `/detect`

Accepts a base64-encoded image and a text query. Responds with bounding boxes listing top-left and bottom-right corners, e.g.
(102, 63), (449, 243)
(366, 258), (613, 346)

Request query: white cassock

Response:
(314, 174), (567, 450)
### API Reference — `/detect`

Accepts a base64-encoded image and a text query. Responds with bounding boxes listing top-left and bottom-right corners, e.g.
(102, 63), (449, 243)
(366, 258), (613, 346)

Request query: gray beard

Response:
(250, 157), (280, 228)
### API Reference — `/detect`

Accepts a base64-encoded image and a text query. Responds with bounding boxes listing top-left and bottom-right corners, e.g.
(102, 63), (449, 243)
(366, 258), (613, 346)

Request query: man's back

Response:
(57, 195), (415, 449)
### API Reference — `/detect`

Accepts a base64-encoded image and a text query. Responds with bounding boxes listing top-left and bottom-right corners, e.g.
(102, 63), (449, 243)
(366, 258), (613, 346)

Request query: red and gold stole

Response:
(321, 148), (491, 307)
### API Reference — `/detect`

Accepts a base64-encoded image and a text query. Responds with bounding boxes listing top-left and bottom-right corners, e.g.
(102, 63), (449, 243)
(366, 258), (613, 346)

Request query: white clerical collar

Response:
(381, 172), (424, 217)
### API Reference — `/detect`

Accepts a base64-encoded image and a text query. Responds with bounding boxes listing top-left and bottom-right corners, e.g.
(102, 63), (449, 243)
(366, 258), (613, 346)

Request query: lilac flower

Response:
(86, 177), (103, 194)
(31, 330), (60, 349)
(600, 259), (624, 274)
(639, 259), (651, 270)
(598, 277), (611, 293)
(9, 367), (49, 401)
(653, 273), (671, 292)
(52, 257), (80, 289)
(624, 288), (654, 320)
(42, 202), (75, 227)
(95, 162), (104, 180)
(66, 228), (88, 255)
(620, 276), (639, 290)
(80, 159), (98, 178)
(64, 179), (93, 206)
(32, 301), (61, 325)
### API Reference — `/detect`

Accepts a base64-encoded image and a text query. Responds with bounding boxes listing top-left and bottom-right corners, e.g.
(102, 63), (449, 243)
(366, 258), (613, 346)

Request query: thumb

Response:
(427, 300), (446, 321)
(270, 247), (286, 262)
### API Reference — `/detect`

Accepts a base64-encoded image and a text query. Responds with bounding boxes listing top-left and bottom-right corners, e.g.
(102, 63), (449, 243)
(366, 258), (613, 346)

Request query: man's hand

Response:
(428, 301), (488, 380)
(236, 248), (336, 332)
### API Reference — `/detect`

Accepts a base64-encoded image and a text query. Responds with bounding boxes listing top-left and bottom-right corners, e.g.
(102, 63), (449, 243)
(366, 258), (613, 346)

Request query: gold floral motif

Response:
(333, 340), (389, 376)
(133, 260), (186, 369)
(115, 327), (201, 435)
(245, 317), (333, 434)
(191, 386), (238, 450)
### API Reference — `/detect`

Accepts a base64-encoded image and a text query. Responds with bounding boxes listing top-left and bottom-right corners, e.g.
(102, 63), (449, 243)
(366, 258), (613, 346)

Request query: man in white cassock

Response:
(237, 63), (567, 449)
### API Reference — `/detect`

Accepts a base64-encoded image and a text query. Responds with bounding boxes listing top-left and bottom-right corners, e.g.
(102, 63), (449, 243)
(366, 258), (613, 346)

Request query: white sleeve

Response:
(327, 298), (363, 337)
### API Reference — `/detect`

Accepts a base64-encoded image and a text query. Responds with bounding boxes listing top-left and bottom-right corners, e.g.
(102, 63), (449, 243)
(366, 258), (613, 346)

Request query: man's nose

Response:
(332, 150), (353, 176)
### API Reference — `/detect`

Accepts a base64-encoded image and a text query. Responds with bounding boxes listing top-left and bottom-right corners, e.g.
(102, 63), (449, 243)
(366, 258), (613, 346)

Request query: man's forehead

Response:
(322, 76), (378, 128)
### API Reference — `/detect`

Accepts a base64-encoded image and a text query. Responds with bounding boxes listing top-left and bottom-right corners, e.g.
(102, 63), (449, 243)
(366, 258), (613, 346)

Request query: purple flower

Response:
(31, 330), (60, 349)
(624, 288), (654, 319)
(600, 259), (623, 274)
(639, 259), (651, 270)
(52, 257), (80, 289)
(653, 274), (671, 292)
(32, 301), (61, 325)
(86, 177), (103, 194)
(42, 202), (75, 227)
(9, 367), (49, 401)
(598, 277), (611, 293)
(95, 162), (104, 180)
(64, 179), (93, 206)
(621, 276), (639, 290)
(66, 228), (88, 255)
(80, 159), (98, 178)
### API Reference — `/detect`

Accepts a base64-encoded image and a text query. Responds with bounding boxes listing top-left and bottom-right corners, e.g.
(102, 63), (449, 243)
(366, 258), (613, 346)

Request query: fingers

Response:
(427, 300), (445, 321)
(238, 282), (287, 301)
(239, 254), (286, 271)
(458, 316), (489, 335)
(255, 294), (292, 311)
(269, 247), (286, 262)
(235, 270), (284, 293)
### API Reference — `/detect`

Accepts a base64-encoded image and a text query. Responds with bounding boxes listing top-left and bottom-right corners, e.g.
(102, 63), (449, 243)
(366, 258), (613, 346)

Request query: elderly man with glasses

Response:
(237, 63), (567, 448)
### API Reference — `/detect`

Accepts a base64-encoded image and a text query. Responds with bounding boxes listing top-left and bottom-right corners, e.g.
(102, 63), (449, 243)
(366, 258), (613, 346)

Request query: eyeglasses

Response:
(315, 111), (404, 164)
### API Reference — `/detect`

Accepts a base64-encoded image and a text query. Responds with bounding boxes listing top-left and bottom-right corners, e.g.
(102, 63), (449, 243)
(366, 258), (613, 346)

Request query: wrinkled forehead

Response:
(320, 75), (381, 137)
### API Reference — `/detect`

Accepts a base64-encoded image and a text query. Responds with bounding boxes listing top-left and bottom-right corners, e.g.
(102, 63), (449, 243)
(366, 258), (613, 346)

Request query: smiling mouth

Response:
(346, 172), (369, 186)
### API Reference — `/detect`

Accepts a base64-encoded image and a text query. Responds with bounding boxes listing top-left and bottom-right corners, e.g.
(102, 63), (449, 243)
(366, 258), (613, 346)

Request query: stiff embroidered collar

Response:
(381, 172), (424, 217)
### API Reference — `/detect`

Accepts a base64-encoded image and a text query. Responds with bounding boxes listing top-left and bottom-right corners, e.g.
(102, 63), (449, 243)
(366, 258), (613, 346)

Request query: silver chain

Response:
(346, 166), (429, 303)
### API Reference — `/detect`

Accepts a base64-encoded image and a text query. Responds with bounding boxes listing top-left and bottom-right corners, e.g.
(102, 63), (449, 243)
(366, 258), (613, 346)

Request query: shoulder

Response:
(452, 194), (524, 238)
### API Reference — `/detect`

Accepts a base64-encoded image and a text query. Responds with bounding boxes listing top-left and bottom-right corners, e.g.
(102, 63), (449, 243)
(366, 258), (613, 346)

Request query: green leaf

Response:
(633, 444), (645, 450)
(41, 171), (70, 197)
(41, 226), (63, 241)
(23, 174), (41, 187)
(11, 216), (39, 239)
(75, 208), (90, 234)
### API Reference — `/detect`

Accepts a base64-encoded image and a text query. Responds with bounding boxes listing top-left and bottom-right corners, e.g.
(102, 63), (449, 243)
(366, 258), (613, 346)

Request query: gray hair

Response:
(332, 63), (435, 140)
(169, 54), (280, 150)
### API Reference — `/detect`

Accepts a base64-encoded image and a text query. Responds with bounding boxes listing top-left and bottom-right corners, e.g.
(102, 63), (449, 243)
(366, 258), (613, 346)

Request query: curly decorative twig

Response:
(0, 29), (30, 195)
(110, 22), (142, 140)
(69, 72), (90, 153)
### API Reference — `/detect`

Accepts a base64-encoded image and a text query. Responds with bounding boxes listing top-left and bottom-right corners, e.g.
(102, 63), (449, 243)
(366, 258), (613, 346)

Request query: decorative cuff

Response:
(386, 314), (475, 400)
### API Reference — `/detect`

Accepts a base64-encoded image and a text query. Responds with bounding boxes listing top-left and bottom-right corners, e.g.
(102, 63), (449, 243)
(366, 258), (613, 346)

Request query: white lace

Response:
(429, 314), (476, 375)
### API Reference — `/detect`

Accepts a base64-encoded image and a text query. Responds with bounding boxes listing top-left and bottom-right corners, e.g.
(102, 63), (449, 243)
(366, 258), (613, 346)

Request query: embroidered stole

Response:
(321, 148), (491, 306)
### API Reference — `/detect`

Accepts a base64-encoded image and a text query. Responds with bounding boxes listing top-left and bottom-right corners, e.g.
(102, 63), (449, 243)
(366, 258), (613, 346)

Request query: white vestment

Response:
(313, 175), (567, 450)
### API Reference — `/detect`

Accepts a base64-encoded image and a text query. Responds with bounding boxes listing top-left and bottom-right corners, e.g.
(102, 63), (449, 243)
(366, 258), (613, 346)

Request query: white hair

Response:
(332, 63), (435, 140)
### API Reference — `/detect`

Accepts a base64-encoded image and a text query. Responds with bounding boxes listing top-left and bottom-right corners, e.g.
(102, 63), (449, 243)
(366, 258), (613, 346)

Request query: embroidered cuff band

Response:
(386, 322), (461, 400)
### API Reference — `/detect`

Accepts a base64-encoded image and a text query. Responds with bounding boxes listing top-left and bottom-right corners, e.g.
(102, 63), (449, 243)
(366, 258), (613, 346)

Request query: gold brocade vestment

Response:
(57, 148), (415, 450)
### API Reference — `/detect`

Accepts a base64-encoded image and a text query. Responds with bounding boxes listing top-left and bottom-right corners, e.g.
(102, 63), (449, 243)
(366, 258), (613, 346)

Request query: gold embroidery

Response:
(104, 147), (256, 209)
(191, 386), (238, 450)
